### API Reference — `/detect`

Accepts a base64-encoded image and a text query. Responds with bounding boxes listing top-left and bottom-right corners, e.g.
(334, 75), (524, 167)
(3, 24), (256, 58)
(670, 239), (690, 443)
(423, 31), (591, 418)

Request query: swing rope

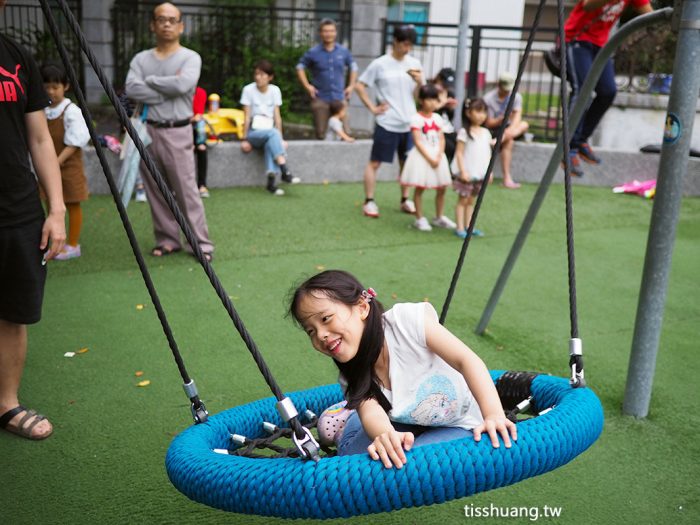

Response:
(439, 0), (548, 325)
(439, 0), (584, 387)
(40, 0), (318, 455)
(556, 0), (584, 387)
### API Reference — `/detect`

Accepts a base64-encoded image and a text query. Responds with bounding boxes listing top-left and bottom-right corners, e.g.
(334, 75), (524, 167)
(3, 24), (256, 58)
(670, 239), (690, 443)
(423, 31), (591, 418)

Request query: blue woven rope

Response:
(166, 371), (604, 518)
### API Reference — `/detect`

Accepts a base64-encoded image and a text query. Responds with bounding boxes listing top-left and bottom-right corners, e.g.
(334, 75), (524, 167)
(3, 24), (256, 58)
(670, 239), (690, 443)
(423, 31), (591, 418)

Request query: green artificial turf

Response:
(4, 180), (699, 524)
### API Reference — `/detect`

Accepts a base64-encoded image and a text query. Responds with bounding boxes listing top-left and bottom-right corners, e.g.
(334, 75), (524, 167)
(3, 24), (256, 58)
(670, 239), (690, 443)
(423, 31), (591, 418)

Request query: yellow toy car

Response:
(204, 108), (245, 140)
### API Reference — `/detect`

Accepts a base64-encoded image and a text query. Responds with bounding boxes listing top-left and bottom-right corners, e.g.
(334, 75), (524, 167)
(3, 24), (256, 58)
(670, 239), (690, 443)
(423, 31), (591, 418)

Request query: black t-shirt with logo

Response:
(0, 33), (50, 227)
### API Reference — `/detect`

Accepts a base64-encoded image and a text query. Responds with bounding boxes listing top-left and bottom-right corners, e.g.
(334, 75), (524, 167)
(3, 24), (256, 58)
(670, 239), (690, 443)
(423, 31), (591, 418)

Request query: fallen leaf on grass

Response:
(135, 371), (144, 377)
(137, 380), (151, 387)
(391, 293), (398, 300)
(77, 347), (89, 354)
(315, 265), (326, 271)
(136, 304), (145, 310)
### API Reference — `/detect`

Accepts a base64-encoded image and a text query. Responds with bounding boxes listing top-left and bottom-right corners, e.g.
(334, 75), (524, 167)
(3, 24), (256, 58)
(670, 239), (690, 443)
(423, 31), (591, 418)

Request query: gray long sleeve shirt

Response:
(125, 47), (201, 121)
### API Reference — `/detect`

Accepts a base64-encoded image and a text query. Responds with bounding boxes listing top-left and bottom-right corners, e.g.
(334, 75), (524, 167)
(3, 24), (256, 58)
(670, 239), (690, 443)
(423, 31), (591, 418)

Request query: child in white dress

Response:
(400, 84), (455, 232)
(451, 98), (493, 239)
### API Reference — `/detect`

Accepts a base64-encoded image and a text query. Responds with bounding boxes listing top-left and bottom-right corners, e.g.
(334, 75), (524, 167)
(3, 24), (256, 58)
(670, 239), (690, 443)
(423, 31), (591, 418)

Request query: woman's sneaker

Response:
(413, 216), (433, 231)
(455, 229), (468, 239)
(317, 401), (353, 447)
(400, 199), (416, 214)
(266, 174), (284, 196)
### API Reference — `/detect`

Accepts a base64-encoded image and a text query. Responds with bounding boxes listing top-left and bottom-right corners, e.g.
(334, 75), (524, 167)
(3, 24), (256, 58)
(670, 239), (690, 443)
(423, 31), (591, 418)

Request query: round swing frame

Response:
(166, 371), (603, 519)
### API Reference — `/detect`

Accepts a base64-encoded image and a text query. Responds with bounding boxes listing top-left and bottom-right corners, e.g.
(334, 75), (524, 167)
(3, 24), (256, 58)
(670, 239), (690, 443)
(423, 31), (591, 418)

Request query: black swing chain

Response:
(41, 0), (316, 448)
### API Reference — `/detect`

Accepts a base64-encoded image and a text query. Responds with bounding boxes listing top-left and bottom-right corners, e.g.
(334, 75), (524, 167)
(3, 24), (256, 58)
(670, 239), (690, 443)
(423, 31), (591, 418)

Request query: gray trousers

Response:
(140, 125), (214, 254)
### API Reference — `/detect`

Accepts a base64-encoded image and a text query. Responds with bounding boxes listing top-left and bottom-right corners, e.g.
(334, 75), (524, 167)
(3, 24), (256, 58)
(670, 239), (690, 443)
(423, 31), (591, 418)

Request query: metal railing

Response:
(0, 0), (84, 92)
(113, 1), (352, 116)
(379, 20), (672, 141)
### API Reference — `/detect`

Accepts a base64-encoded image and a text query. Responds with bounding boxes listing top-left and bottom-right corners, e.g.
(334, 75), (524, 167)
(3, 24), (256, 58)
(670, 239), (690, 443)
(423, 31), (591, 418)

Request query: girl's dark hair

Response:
(418, 83), (439, 102)
(461, 97), (488, 140)
(254, 59), (274, 77)
(40, 61), (68, 85)
(289, 270), (391, 412)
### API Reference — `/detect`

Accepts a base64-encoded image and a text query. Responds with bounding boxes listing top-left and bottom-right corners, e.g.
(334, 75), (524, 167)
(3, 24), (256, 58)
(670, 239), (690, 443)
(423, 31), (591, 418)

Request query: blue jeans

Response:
(247, 128), (286, 174)
(338, 410), (473, 456)
(567, 40), (617, 148)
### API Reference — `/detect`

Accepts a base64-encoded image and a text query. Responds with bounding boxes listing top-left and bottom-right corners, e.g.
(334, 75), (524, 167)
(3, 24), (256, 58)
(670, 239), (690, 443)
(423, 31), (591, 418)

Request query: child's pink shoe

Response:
(317, 401), (352, 447)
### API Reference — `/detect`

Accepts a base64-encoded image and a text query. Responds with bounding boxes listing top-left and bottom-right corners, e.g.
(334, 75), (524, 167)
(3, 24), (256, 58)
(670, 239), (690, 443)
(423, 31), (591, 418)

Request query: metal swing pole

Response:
(452, 0), (470, 132)
(623, 0), (700, 418)
(475, 8), (674, 335)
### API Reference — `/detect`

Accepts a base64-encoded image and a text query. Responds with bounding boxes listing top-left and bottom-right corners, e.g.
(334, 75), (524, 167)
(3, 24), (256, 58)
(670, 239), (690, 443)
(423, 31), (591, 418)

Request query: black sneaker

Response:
(280, 166), (300, 184)
(266, 174), (284, 196)
(577, 142), (602, 164)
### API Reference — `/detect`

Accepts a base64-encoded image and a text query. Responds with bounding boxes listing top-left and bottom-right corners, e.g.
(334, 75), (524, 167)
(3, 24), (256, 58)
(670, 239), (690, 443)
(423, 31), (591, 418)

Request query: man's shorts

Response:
(0, 218), (47, 324)
(370, 124), (414, 164)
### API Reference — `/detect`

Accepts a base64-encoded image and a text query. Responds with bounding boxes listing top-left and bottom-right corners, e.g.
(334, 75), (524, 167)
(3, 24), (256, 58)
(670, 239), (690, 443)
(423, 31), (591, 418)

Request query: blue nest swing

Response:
(166, 371), (603, 519)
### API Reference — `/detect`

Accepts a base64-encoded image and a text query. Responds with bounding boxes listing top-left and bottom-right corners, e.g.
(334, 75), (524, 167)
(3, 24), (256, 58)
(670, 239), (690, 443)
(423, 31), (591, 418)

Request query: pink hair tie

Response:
(361, 288), (377, 302)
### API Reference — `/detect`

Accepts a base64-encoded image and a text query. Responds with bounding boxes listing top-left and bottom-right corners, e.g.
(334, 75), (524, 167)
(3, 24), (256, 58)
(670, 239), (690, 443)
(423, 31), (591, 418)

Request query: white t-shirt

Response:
(325, 116), (343, 141)
(239, 82), (282, 120)
(358, 53), (423, 133)
(483, 88), (523, 120)
(44, 98), (90, 148)
(450, 127), (493, 181)
(378, 302), (483, 430)
(410, 112), (445, 153)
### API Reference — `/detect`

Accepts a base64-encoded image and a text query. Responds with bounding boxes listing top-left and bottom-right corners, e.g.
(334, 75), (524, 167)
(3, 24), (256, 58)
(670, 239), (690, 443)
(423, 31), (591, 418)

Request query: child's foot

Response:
(413, 217), (433, 231)
(454, 229), (468, 239)
(431, 215), (457, 229)
(135, 187), (147, 202)
(363, 200), (380, 218)
(317, 401), (353, 447)
(199, 186), (210, 198)
(55, 244), (81, 260)
(472, 228), (485, 237)
(502, 180), (521, 189)
(400, 199), (416, 214)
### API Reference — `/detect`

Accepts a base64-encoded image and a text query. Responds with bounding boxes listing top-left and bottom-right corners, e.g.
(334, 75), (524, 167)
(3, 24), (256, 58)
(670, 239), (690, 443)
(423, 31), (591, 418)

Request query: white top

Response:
(44, 98), (90, 148)
(239, 82), (282, 119)
(341, 302), (484, 430)
(483, 88), (523, 120)
(410, 112), (445, 153)
(325, 116), (343, 141)
(451, 127), (493, 181)
(358, 53), (423, 133)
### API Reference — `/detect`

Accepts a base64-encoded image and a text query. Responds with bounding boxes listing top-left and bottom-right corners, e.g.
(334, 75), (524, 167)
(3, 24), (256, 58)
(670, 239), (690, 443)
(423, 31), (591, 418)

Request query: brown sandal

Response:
(151, 245), (181, 257)
(0, 405), (53, 440)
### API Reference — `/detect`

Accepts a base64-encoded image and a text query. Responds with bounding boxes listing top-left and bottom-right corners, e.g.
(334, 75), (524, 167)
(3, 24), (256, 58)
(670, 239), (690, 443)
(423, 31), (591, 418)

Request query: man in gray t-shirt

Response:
(483, 72), (530, 189)
(125, 2), (213, 259)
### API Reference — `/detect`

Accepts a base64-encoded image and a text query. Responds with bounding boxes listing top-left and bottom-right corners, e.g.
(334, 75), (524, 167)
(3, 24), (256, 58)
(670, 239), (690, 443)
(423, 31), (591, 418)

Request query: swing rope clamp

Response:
(183, 380), (209, 423)
(276, 397), (320, 461)
(568, 338), (586, 388)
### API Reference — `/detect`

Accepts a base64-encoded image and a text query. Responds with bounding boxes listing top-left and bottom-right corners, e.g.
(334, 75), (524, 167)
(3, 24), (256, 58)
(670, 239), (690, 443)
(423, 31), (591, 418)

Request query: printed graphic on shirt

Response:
(0, 63), (24, 102)
(600, 0), (625, 23)
(397, 375), (463, 426)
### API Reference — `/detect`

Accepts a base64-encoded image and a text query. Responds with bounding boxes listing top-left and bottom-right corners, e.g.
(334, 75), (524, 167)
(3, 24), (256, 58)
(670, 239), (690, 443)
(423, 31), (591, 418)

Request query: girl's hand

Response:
(460, 171), (471, 183)
(429, 156), (441, 169)
(367, 430), (414, 469)
(473, 415), (517, 448)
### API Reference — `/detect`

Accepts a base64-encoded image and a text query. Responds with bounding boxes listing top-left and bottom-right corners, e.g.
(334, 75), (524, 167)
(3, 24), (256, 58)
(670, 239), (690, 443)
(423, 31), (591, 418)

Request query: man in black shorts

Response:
(1, 3), (66, 440)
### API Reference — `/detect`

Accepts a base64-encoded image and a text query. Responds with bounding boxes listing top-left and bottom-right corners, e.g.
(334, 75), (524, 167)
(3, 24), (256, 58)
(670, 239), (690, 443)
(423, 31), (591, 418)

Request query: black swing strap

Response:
(40, 0), (318, 455)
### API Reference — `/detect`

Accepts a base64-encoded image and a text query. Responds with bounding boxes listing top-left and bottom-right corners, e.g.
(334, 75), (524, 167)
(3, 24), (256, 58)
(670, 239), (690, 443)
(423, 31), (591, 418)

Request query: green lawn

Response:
(4, 180), (699, 524)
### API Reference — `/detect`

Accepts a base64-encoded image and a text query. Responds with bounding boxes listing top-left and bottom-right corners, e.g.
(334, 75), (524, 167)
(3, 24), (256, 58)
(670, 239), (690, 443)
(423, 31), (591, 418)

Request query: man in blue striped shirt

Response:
(296, 18), (358, 139)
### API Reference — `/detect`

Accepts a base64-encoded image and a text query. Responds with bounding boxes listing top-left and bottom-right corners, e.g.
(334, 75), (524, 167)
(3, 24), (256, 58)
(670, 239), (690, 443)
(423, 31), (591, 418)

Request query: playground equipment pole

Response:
(623, 0), (700, 418)
(453, 0), (470, 131)
(475, 8), (674, 335)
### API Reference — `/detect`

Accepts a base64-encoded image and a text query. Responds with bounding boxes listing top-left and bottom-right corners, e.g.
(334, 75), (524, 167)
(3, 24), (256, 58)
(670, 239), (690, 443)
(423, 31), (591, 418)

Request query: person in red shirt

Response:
(564, 0), (652, 176)
(192, 86), (209, 197)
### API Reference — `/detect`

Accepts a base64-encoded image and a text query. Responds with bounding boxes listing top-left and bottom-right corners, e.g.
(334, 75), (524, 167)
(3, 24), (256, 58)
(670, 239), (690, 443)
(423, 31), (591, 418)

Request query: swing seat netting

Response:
(165, 370), (603, 519)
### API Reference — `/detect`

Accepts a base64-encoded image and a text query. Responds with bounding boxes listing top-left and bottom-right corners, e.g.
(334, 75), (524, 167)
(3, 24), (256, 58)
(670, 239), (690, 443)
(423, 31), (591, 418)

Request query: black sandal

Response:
(0, 405), (53, 440)
(151, 246), (180, 257)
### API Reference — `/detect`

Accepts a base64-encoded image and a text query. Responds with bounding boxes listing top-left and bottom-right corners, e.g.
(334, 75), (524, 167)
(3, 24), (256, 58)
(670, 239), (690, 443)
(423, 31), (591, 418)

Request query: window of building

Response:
(387, 1), (429, 44)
